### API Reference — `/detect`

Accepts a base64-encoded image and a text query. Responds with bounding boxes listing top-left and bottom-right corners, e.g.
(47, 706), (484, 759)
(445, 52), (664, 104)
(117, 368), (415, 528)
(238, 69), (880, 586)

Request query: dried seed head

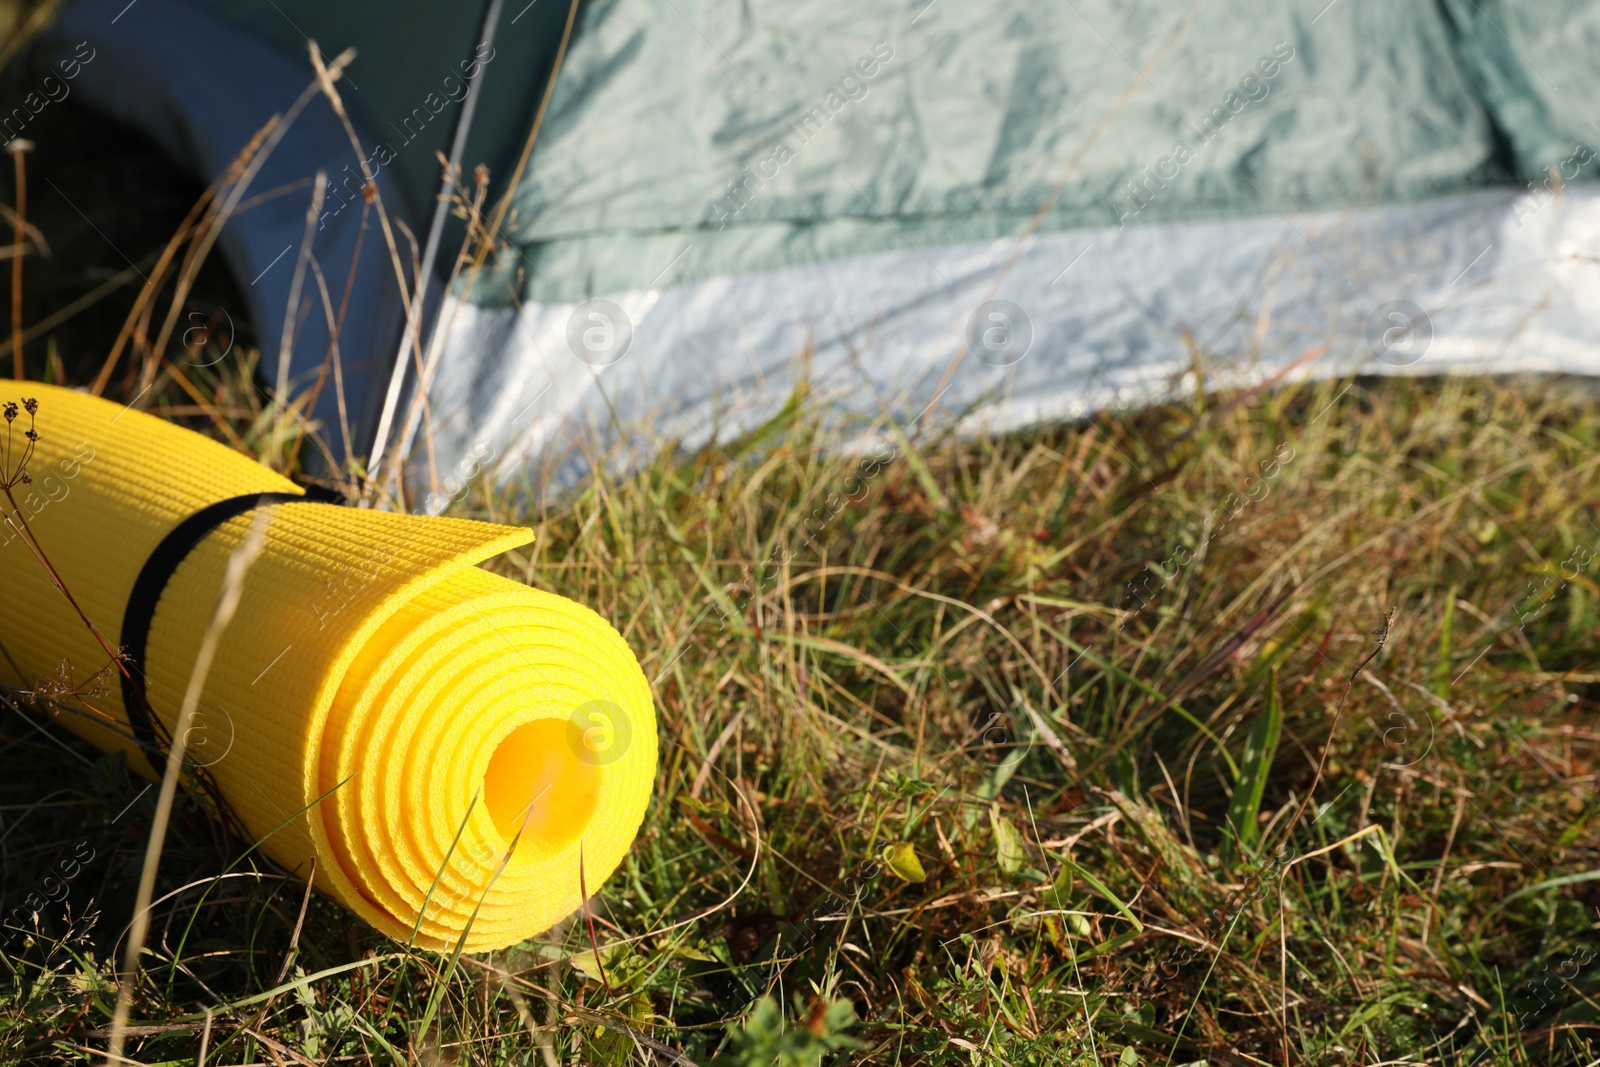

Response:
(2, 402), (15, 422)
(22, 397), (36, 415)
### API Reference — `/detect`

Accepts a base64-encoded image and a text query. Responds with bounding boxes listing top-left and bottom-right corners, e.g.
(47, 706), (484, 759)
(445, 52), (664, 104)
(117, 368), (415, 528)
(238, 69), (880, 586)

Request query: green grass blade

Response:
(1224, 667), (1282, 861)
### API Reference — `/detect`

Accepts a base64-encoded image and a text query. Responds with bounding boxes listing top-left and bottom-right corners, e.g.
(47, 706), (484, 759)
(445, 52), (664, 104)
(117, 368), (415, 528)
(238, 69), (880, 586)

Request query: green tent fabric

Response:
(472, 0), (1506, 303)
(95, 0), (1556, 307)
(1437, 0), (1600, 182)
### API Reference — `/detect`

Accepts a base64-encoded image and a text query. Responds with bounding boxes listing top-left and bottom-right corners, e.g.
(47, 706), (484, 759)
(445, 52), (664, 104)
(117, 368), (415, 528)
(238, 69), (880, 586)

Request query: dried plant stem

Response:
(90, 173), (223, 396)
(297, 189), (372, 468)
(104, 510), (270, 1066)
(397, 165), (490, 501)
(577, 844), (612, 996)
(0, 0), (64, 76)
(0, 458), (126, 676)
(100, 58), (350, 405)
(367, 0), (579, 504)
(305, 43), (433, 492)
(0, 261), (141, 368)
(1266, 606), (1397, 855)
(1, 400), (143, 751)
(8, 140), (30, 380)
(275, 170), (326, 409)
(196, 1009), (212, 1067)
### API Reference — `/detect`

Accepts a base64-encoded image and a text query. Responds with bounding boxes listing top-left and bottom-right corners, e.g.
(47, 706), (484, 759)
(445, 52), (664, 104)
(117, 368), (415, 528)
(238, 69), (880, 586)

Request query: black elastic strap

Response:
(119, 488), (339, 774)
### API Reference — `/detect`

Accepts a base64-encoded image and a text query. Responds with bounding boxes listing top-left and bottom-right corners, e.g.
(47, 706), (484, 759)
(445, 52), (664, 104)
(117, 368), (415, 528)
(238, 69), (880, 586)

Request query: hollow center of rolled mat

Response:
(482, 719), (601, 854)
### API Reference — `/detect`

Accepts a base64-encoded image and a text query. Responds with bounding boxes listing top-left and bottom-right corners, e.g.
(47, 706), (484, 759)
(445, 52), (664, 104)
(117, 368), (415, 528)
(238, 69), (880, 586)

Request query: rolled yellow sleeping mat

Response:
(0, 383), (656, 952)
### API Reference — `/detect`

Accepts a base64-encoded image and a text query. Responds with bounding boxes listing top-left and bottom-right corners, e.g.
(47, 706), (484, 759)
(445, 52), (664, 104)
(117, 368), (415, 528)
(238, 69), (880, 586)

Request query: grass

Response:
(4, 358), (1600, 1064)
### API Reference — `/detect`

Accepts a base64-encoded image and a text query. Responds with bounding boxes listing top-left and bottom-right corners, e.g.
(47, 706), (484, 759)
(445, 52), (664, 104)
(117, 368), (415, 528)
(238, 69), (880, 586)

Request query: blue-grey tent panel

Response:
(44, 0), (570, 457)
(190, 0), (568, 238)
(48, 0), (420, 459)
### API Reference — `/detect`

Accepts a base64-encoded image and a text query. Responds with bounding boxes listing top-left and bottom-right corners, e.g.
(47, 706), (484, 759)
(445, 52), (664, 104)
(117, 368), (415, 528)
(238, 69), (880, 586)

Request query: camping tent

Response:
(38, 0), (1600, 492)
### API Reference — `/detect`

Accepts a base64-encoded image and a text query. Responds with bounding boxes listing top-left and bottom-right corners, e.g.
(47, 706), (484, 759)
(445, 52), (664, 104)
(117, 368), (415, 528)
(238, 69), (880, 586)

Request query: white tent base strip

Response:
(418, 184), (1600, 492)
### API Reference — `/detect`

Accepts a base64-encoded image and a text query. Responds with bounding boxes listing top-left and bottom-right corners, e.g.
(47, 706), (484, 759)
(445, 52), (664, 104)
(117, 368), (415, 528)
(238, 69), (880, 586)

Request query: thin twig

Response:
(1268, 607), (1397, 853)
(397, 163), (491, 501)
(275, 170), (326, 423)
(105, 510), (271, 1066)
(7, 139), (30, 380)
(579, 843), (613, 997)
(305, 42), (430, 494)
(90, 151), (231, 395)
(0, 399), (126, 674)
(368, 0), (582, 501)
(0, 260), (143, 365)
(196, 1009), (212, 1067)
(297, 187), (372, 470)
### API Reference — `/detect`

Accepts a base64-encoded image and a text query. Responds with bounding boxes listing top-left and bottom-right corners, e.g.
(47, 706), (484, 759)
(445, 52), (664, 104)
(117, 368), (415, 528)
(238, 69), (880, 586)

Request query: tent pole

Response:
(363, 0), (507, 499)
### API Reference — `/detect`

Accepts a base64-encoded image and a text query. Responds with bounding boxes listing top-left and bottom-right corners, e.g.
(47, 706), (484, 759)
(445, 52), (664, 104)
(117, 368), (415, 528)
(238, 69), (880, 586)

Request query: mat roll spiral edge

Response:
(0, 384), (657, 952)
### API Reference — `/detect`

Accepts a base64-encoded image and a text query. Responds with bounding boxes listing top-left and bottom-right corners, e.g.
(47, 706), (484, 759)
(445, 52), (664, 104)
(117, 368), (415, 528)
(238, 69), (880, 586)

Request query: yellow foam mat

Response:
(0, 384), (656, 951)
